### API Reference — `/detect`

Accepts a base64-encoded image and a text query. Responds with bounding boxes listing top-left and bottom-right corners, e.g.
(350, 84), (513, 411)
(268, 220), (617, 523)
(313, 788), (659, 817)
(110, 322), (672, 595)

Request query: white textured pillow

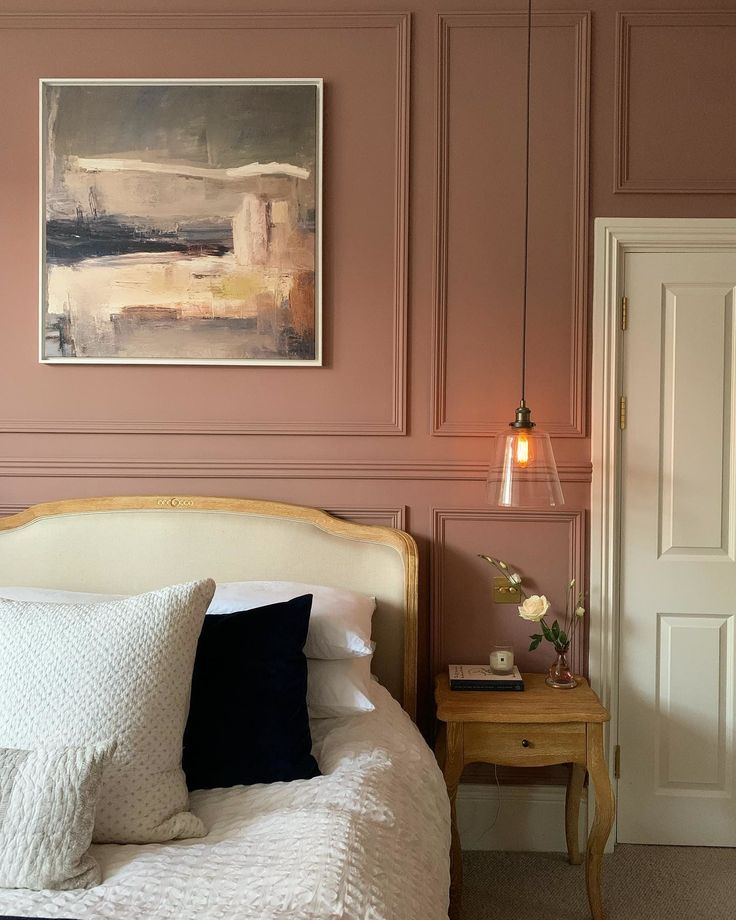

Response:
(0, 741), (115, 890)
(1, 581), (376, 660)
(307, 656), (375, 718)
(0, 580), (215, 844)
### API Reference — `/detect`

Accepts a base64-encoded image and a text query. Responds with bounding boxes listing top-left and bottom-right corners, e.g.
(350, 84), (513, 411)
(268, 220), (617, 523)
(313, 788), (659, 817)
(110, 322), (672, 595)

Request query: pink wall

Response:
(1, 1), (736, 728)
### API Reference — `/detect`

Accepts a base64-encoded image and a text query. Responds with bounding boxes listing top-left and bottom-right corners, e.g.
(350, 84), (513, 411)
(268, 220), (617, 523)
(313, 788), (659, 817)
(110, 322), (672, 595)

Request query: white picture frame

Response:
(39, 78), (323, 366)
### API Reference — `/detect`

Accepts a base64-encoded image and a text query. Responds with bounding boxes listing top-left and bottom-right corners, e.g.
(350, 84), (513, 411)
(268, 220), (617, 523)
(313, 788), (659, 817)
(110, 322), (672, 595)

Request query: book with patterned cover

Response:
(448, 664), (524, 691)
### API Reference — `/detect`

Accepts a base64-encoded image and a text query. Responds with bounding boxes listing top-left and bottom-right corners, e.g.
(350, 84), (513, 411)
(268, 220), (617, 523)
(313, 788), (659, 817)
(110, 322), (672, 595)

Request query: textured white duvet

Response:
(0, 684), (450, 920)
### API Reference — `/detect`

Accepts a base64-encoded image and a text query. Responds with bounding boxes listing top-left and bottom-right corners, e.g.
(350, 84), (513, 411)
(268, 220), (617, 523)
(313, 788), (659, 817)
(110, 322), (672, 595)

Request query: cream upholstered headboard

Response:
(0, 496), (418, 719)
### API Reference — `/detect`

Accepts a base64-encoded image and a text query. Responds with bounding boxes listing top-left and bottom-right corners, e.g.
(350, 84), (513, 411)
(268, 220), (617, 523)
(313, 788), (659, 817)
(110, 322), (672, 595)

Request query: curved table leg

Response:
(437, 721), (464, 920)
(586, 723), (615, 920)
(565, 762), (586, 865)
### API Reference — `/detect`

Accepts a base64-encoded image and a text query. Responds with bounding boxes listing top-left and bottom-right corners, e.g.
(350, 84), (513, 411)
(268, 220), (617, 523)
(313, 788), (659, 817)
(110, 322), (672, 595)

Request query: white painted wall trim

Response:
(457, 783), (587, 852)
(590, 217), (736, 848)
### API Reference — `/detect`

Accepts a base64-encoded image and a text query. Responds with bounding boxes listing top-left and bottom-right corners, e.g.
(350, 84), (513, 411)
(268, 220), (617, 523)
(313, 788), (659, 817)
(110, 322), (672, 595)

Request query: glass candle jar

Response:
(490, 645), (515, 675)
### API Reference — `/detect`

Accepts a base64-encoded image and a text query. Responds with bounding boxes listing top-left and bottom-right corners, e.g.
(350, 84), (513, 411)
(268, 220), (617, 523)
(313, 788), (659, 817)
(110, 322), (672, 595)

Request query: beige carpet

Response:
(462, 846), (735, 920)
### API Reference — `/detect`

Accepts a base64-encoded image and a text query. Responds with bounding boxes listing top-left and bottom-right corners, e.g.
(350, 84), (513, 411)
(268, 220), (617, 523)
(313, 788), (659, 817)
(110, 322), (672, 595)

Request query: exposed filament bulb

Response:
(514, 433), (530, 467)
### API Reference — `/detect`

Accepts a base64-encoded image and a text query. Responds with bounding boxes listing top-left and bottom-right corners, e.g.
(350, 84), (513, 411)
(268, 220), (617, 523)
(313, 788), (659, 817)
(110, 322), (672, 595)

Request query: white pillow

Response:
(0, 741), (115, 890)
(209, 581), (375, 659)
(0, 580), (215, 844)
(0, 587), (123, 605)
(308, 656), (374, 718)
(1, 581), (375, 660)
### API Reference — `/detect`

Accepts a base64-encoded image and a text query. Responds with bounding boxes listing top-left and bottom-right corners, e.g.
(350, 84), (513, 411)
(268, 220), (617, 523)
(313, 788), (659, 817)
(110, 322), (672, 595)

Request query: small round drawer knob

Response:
(521, 739), (531, 748)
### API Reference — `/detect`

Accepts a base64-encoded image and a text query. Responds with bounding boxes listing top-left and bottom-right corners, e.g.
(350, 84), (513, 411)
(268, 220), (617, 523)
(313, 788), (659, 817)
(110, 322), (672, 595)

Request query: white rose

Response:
(575, 606), (585, 618)
(518, 594), (550, 622)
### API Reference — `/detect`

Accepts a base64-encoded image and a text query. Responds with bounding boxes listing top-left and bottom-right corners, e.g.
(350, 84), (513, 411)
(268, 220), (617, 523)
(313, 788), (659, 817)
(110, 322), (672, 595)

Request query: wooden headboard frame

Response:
(0, 496), (419, 720)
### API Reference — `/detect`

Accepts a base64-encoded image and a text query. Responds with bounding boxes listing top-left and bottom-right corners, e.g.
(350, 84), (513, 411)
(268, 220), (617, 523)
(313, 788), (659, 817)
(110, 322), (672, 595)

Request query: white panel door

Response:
(618, 248), (736, 845)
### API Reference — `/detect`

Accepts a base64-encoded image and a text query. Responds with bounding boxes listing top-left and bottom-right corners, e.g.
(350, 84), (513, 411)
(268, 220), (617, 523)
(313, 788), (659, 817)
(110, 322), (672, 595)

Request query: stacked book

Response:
(449, 664), (524, 691)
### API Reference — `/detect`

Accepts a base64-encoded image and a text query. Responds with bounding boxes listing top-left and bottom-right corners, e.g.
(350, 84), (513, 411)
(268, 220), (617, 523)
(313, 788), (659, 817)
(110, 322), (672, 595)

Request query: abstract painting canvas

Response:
(40, 79), (322, 365)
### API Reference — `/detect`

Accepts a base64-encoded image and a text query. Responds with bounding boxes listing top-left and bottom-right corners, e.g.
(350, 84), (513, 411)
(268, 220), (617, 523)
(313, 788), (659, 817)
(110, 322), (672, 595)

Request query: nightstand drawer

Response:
(463, 721), (586, 767)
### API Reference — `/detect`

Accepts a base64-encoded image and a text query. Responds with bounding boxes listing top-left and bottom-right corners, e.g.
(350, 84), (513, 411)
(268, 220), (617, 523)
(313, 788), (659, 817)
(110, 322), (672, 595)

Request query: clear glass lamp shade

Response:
(487, 428), (565, 508)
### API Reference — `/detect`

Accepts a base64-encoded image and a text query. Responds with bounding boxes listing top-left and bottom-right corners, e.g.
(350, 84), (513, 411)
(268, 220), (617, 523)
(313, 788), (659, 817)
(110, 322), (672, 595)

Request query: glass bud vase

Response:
(545, 646), (577, 689)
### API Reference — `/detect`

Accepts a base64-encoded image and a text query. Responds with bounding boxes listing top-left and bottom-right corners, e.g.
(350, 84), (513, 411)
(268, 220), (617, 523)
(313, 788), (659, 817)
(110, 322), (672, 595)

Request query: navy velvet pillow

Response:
(183, 594), (320, 790)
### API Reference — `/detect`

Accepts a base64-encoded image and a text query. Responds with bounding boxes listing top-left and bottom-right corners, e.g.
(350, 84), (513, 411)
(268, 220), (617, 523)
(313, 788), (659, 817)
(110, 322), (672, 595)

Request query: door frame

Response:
(590, 217), (736, 845)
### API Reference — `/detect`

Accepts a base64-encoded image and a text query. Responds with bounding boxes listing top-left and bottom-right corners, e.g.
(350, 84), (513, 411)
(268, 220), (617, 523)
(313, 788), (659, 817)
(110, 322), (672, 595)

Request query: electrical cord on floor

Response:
(486, 763), (502, 831)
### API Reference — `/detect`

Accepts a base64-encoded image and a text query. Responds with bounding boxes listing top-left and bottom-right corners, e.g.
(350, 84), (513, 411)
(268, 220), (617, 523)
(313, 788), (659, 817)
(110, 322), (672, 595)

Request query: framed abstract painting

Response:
(40, 78), (322, 365)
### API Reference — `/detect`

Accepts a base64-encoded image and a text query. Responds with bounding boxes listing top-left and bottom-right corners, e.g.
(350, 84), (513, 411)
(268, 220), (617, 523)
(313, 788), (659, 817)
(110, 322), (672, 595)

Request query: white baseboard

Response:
(457, 782), (588, 852)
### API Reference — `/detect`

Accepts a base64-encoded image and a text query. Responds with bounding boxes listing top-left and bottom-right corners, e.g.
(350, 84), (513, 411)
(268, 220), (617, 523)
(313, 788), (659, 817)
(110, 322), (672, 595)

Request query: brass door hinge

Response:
(619, 396), (627, 430)
(621, 296), (628, 331)
(614, 744), (621, 779)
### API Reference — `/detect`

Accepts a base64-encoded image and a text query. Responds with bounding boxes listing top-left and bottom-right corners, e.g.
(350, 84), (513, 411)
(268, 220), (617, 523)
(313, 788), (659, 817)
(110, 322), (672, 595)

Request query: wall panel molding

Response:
(432, 11), (590, 438)
(0, 10), (410, 437)
(614, 11), (736, 194)
(0, 12), (403, 30)
(0, 458), (591, 482)
(324, 506), (406, 530)
(0, 417), (403, 436)
(431, 508), (585, 675)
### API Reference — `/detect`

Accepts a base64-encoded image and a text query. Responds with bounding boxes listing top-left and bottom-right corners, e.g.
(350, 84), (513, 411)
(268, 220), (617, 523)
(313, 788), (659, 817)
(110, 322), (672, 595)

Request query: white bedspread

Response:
(0, 684), (450, 920)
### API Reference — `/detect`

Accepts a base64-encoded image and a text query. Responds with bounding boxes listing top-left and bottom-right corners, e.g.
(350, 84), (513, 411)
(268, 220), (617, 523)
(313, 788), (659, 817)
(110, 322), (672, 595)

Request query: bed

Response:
(0, 496), (450, 920)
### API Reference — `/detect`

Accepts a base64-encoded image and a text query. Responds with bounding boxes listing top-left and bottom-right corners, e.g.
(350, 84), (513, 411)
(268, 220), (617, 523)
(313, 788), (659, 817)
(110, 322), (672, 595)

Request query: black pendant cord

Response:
(520, 0), (532, 407)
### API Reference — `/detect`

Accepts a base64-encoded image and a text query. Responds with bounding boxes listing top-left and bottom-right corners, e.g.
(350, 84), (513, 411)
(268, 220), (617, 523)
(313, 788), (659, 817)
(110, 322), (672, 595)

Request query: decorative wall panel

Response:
(431, 508), (585, 676)
(0, 11), (409, 435)
(615, 12), (736, 193)
(432, 12), (589, 437)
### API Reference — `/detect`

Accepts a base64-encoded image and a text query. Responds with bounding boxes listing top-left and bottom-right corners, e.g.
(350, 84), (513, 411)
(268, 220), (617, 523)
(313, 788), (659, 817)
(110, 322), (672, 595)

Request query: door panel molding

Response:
(656, 612), (734, 794)
(659, 285), (736, 561)
(591, 218), (736, 848)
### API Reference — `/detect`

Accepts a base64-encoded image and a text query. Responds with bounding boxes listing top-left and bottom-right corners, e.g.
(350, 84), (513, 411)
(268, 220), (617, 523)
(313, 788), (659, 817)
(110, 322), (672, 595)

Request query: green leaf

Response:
(528, 636), (543, 651)
(559, 630), (568, 647)
(541, 622), (554, 642)
(551, 620), (561, 640)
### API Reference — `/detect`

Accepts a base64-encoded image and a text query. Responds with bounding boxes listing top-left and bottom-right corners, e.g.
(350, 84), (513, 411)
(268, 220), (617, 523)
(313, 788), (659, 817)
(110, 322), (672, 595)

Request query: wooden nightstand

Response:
(435, 672), (614, 920)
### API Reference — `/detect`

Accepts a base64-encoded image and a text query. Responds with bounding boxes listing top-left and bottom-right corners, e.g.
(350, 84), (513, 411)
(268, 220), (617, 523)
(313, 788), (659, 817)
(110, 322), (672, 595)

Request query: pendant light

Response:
(486, 0), (564, 509)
